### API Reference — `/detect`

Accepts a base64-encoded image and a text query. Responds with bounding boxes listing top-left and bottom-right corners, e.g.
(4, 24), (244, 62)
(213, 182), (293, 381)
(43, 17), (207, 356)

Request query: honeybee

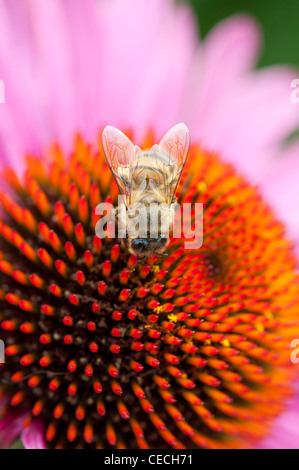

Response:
(102, 123), (190, 257)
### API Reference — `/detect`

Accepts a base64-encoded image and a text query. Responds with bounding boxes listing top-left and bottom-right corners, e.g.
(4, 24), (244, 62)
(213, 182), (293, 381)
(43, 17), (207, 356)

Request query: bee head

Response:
(130, 235), (168, 256)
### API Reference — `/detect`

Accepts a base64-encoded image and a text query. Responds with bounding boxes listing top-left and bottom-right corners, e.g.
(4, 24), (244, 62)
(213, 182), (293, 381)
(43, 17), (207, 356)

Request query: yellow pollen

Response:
(153, 306), (164, 314)
(255, 324), (265, 332)
(221, 339), (231, 347)
(151, 266), (160, 274)
(168, 314), (178, 323)
(197, 181), (207, 192)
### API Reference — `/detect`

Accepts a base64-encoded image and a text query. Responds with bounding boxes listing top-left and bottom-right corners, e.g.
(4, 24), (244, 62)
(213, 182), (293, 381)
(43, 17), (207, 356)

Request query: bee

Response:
(102, 123), (190, 258)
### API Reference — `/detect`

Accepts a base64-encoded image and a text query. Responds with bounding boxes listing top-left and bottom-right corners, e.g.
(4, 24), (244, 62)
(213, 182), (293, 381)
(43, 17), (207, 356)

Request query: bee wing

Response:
(157, 123), (190, 203)
(102, 126), (141, 206)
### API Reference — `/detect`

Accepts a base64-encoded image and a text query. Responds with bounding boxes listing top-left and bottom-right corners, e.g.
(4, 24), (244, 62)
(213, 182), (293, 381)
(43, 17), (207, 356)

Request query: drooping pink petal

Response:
(21, 419), (47, 449)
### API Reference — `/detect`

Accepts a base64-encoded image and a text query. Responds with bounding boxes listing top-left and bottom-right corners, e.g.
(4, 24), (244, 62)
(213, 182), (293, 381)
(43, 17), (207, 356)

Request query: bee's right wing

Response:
(155, 123), (190, 204)
(102, 126), (141, 206)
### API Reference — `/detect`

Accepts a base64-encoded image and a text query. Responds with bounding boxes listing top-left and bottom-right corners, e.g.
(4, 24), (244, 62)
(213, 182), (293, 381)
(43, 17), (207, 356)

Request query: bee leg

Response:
(131, 256), (146, 270)
(154, 252), (168, 258)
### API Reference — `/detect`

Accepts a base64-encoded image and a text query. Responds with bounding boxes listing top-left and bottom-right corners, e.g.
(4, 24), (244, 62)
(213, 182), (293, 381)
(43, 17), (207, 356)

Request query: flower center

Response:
(0, 134), (298, 449)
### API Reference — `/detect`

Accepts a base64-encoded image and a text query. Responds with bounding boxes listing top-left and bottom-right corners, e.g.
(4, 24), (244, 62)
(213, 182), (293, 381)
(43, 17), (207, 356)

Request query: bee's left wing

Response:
(154, 123), (190, 204)
(102, 126), (141, 206)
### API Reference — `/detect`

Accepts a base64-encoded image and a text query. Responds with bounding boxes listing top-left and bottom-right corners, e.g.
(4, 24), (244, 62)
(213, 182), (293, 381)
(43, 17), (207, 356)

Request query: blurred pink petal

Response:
(204, 68), (299, 179)
(0, 411), (28, 448)
(21, 420), (47, 449)
(258, 381), (299, 449)
(260, 141), (299, 239)
(0, 1), (297, 180)
(182, 15), (299, 179)
(0, 1), (43, 171)
(184, 15), (261, 134)
(260, 409), (299, 449)
(93, 0), (198, 140)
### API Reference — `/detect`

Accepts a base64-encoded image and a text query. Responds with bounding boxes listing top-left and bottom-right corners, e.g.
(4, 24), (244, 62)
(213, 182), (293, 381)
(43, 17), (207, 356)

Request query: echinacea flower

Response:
(0, 0), (298, 449)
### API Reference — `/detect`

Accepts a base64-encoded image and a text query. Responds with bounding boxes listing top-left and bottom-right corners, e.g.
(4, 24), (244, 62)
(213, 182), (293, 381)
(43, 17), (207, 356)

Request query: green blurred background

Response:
(184, 0), (299, 68)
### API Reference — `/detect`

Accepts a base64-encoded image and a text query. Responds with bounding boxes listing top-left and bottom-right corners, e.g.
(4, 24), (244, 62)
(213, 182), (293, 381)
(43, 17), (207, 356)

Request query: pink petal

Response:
(55, 0), (104, 142)
(128, 1), (198, 140)
(0, 411), (29, 448)
(203, 68), (299, 178)
(183, 15), (299, 181)
(185, 15), (261, 135)
(259, 140), (299, 240)
(0, 0), (199, 152)
(21, 419), (47, 449)
(258, 381), (299, 449)
(25, 0), (79, 151)
(0, 1), (45, 172)
(93, 0), (198, 142)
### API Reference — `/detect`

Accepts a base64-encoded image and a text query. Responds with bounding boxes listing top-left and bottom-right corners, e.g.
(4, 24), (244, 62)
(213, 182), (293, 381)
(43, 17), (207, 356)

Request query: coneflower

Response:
(0, 133), (298, 449)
